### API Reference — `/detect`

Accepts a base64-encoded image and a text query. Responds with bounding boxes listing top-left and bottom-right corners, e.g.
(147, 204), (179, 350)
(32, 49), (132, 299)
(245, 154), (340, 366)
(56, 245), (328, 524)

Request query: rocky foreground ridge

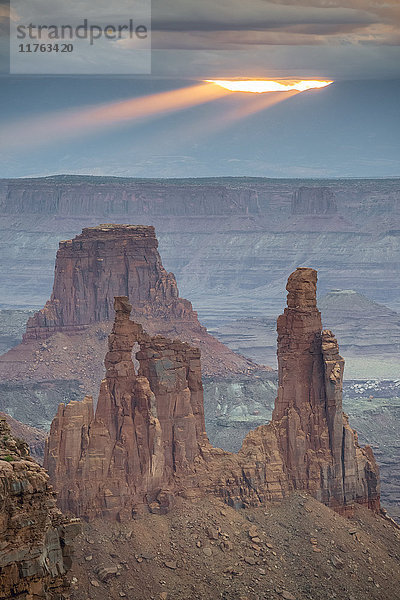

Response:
(0, 417), (79, 599)
(45, 268), (380, 520)
(0, 412), (46, 464)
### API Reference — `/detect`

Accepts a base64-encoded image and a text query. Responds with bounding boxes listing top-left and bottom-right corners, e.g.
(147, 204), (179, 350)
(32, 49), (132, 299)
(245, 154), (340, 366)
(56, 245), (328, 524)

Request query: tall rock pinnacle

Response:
(271, 267), (379, 511)
(215, 268), (380, 513)
(44, 296), (210, 519)
(45, 269), (380, 520)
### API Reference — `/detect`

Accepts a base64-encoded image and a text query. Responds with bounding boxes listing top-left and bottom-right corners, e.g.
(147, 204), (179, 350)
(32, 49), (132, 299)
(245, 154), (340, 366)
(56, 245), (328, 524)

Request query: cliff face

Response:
(0, 417), (79, 599)
(24, 225), (194, 338)
(45, 270), (380, 520)
(44, 297), (210, 520)
(291, 187), (337, 215)
(1, 177), (399, 315)
(0, 179), (261, 217)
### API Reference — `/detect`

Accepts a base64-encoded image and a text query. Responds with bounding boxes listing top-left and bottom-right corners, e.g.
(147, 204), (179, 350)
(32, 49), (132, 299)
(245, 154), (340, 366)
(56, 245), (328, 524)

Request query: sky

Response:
(0, 0), (399, 178)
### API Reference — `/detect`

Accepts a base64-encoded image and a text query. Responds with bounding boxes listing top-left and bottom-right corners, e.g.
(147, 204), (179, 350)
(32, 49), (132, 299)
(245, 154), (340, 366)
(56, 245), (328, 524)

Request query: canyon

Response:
(44, 269), (379, 520)
(0, 178), (398, 526)
(0, 208), (398, 598)
(0, 215), (398, 521)
(0, 176), (398, 386)
(0, 224), (257, 432)
(0, 176), (399, 317)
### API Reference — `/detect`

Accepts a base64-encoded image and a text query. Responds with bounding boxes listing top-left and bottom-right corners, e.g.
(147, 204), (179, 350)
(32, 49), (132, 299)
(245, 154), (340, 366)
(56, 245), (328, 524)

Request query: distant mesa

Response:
(319, 288), (398, 317)
(24, 224), (192, 336)
(21, 224), (257, 377)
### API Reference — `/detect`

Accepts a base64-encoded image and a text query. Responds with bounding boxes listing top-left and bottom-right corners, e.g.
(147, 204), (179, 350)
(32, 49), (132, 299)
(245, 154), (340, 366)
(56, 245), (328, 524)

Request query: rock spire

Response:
(45, 269), (380, 519)
(44, 297), (210, 519)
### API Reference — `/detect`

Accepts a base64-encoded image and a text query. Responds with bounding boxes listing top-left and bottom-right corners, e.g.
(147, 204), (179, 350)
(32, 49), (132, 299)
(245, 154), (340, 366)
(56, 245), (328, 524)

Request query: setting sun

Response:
(206, 79), (333, 93)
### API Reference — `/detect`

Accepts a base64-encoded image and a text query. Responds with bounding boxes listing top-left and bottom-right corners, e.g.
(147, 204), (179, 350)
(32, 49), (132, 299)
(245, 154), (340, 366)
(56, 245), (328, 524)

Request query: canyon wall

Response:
(45, 270), (380, 520)
(291, 186), (337, 215)
(0, 417), (79, 599)
(0, 177), (399, 315)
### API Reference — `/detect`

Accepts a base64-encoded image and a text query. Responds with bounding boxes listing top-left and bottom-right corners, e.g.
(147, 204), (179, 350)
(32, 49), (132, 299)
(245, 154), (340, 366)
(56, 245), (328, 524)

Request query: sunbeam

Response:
(1, 83), (231, 149)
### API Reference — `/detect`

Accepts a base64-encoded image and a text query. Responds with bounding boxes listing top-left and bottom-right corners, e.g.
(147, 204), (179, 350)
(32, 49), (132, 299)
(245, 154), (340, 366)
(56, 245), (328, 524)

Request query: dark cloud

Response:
(265, 0), (400, 24)
(148, 0), (400, 78)
(152, 0), (376, 31)
(2, 0), (399, 79)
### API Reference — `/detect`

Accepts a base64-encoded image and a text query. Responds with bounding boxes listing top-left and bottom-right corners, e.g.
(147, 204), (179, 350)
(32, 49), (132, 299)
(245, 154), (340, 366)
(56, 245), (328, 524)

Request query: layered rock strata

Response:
(24, 225), (194, 339)
(0, 417), (79, 599)
(0, 411), (46, 464)
(291, 187), (337, 215)
(45, 270), (380, 520)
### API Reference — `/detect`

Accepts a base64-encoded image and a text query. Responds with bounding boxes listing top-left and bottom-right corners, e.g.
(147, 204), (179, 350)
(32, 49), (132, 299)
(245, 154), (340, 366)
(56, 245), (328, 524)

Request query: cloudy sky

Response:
(150, 0), (400, 79)
(0, 0), (399, 177)
(2, 0), (400, 77)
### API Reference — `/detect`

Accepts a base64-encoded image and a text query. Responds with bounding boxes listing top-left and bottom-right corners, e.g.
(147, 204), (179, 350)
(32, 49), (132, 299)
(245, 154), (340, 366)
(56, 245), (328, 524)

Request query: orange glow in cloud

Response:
(206, 79), (333, 93)
(2, 80), (331, 150)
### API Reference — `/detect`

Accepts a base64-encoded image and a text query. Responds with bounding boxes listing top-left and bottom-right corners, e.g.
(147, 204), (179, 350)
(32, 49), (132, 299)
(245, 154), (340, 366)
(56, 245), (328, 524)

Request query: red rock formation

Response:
(44, 297), (211, 519)
(45, 270), (380, 520)
(0, 225), (256, 392)
(212, 271), (379, 514)
(24, 225), (195, 338)
(270, 268), (379, 512)
(0, 416), (79, 599)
